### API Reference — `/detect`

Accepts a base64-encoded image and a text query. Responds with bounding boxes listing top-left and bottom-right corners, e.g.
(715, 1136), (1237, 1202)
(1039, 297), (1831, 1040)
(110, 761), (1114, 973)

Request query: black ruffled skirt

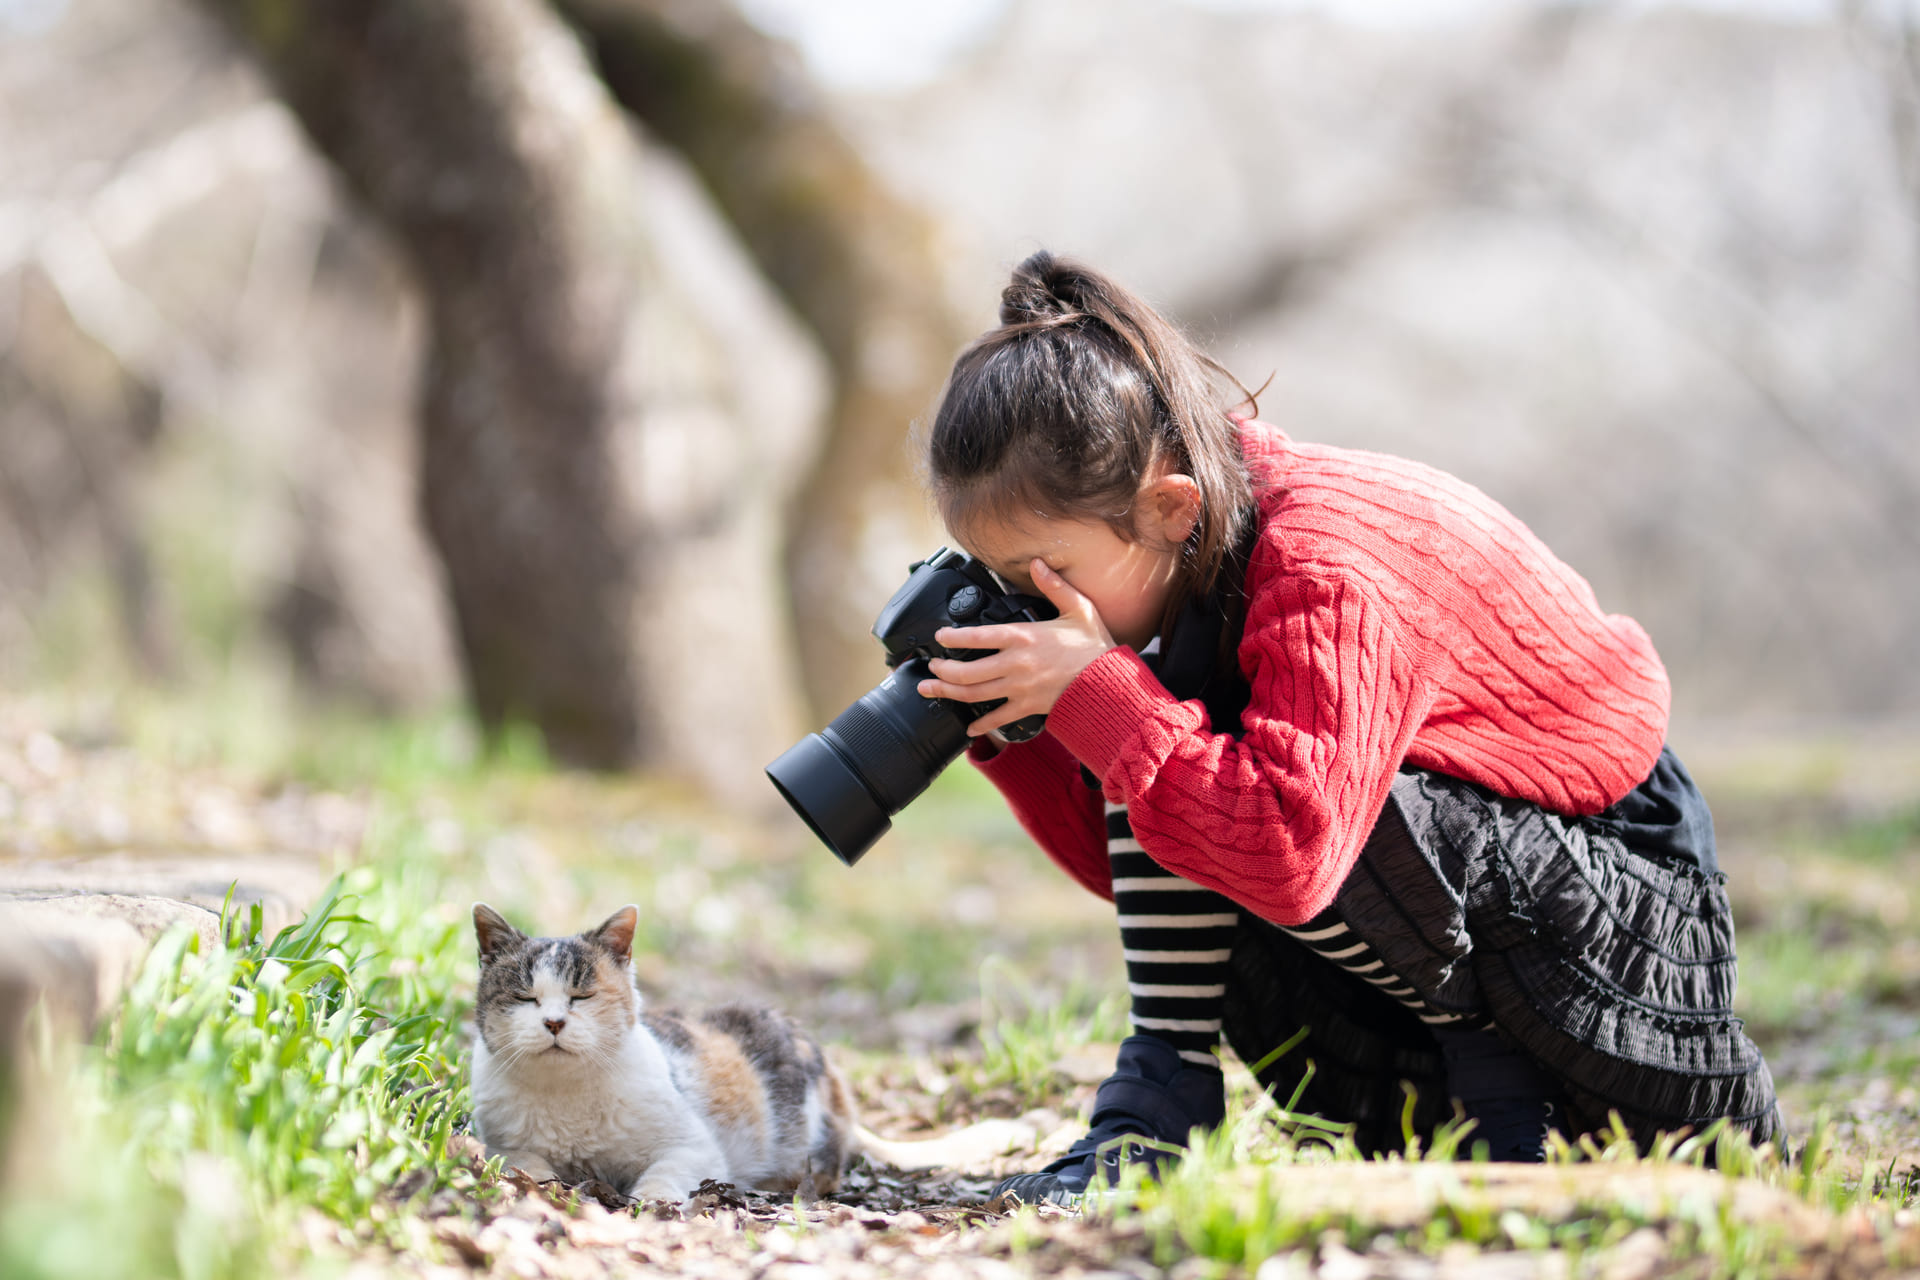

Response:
(1218, 748), (1782, 1153)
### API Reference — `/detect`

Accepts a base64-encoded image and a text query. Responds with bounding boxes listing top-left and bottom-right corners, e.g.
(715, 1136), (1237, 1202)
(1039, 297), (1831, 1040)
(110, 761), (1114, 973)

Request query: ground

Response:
(1, 699), (1917, 1279)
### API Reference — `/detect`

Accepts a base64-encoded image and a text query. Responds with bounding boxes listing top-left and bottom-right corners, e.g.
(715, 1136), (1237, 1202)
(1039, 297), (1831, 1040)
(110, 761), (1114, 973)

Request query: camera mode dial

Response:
(946, 585), (985, 622)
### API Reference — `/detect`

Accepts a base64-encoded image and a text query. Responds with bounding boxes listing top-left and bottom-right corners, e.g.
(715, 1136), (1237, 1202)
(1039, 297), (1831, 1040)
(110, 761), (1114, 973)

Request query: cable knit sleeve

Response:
(965, 731), (1111, 900)
(1044, 571), (1429, 927)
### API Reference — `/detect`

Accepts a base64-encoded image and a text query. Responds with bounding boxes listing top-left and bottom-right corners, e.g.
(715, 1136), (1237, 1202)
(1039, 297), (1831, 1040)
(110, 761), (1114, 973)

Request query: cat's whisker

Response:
(494, 1036), (551, 1075)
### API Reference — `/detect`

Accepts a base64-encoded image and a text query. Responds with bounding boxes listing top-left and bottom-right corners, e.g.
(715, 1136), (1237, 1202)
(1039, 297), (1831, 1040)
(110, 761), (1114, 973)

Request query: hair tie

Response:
(1002, 308), (1087, 333)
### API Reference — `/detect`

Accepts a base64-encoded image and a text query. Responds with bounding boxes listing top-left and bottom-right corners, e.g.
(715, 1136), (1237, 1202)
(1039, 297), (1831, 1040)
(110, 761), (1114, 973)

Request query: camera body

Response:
(870, 546), (1054, 743)
(765, 547), (1058, 865)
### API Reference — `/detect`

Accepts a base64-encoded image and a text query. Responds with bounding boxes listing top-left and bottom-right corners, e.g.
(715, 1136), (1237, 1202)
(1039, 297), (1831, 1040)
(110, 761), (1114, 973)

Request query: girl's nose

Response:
(544, 1017), (566, 1035)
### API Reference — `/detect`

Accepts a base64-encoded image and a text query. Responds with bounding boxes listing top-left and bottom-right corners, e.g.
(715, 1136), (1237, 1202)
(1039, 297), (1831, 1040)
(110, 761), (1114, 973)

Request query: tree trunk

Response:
(0, 267), (175, 681)
(555, 0), (969, 718)
(198, 0), (818, 789)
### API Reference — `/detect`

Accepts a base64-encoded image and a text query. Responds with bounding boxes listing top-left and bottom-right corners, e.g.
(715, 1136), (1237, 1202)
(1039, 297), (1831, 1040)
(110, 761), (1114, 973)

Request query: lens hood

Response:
(765, 732), (892, 866)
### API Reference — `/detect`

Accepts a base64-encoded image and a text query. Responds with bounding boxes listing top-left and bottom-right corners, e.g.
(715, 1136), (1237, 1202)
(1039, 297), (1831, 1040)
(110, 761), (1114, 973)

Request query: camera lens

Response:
(764, 657), (971, 866)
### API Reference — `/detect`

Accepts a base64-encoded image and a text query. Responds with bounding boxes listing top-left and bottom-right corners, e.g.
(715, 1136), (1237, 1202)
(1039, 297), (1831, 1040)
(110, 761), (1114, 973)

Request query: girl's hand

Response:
(915, 560), (1116, 737)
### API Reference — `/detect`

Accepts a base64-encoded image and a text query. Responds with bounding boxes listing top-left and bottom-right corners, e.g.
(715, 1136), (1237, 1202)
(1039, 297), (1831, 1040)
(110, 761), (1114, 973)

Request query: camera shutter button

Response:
(947, 585), (985, 621)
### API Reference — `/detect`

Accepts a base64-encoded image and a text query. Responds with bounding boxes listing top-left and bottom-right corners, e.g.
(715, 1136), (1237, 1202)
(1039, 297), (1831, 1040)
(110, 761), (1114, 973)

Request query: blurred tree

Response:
(0, 268), (173, 680)
(1846, 1), (1920, 271)
(195, 0), (813, 780)
(555, 0), (969, 717)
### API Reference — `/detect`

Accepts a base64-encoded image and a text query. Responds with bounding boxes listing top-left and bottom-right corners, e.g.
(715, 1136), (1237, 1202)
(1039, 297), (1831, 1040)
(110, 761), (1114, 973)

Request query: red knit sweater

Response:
(970, 420), (1670, 926)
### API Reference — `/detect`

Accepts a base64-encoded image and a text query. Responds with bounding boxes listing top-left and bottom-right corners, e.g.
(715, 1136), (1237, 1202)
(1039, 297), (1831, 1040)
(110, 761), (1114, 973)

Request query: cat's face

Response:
(471, 904), (641, 1067)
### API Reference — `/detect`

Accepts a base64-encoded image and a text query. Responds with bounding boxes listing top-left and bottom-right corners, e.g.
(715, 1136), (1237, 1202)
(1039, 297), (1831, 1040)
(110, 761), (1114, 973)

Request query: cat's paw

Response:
(491, 1148), (561, 1184)
(630, 1174), (693, 1203)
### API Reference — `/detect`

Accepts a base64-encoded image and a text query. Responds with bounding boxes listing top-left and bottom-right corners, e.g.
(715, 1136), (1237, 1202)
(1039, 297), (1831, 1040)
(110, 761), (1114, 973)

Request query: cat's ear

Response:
(473, 903), (526, 959)
(586, 905), (639, 961)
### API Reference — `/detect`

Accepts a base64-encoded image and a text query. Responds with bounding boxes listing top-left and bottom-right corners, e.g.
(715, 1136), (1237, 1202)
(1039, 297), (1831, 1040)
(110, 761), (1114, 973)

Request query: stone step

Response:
(0, 853), (329, 1052)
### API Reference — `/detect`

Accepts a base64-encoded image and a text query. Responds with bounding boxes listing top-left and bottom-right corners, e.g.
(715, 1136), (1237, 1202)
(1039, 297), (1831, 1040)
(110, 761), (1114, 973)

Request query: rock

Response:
(0, 718), (338, 1178)
(0, 892), (217, 1040)
(0, 845), (328, 1052)
(0, 850), (327, 937)
(0, 851), (331, 1146)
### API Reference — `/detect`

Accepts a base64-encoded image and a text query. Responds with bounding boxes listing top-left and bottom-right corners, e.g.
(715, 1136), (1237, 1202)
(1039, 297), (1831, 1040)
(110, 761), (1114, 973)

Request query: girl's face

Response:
(954, 475), (1200, 651)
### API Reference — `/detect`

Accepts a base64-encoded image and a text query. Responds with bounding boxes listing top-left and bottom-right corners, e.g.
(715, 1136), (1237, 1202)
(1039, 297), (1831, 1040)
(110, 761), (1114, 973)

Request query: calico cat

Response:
(467, 904), (1027, 1201)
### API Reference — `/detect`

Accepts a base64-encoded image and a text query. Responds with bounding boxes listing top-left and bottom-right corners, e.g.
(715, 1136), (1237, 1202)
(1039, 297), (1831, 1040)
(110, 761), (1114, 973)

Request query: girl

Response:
(914, 251), (1780, 1206)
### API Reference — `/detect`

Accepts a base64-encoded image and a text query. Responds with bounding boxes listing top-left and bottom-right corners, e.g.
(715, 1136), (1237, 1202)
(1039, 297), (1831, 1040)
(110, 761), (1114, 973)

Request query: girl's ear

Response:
(1141, 473), (1202, 545)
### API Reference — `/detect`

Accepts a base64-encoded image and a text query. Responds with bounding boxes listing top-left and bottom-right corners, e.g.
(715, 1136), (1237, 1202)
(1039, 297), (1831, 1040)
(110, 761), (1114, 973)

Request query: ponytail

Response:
(928, 251), (1258, 628)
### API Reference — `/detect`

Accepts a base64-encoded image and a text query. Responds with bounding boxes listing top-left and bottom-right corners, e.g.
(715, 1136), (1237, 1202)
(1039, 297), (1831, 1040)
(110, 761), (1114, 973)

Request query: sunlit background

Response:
(5, 0), (1916, 799)
(3, 6), (1920, 1274)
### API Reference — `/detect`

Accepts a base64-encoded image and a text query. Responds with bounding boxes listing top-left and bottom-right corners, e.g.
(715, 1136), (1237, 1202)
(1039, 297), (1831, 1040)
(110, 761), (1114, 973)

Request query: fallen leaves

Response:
(360, 1145), (1920, 1280)
(391, 1162), (1035, 1279)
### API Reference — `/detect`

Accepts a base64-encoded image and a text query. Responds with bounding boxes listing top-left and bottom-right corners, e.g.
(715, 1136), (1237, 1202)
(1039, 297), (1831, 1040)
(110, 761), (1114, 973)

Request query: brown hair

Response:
(926, 251), (1259, 634)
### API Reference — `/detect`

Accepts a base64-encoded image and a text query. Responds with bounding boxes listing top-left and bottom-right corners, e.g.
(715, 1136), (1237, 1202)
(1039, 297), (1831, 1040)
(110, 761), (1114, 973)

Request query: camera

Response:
(766, 547), (1058, 866)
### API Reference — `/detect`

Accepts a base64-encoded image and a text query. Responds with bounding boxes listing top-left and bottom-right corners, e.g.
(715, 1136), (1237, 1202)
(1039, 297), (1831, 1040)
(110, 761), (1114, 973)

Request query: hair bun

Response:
(998, 250), (1086, 328)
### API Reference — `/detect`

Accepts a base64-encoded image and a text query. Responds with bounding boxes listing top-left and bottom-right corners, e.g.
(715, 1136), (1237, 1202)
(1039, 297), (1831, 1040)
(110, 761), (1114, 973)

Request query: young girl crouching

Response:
(912, 250), (1781, 1206)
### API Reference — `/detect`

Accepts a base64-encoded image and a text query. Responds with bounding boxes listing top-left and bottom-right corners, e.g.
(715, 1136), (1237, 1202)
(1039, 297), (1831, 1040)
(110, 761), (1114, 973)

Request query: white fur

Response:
(856, 1118), (1039, 1171)
(470, 942), (1038, 1199)
(469, 955), (724, 1201)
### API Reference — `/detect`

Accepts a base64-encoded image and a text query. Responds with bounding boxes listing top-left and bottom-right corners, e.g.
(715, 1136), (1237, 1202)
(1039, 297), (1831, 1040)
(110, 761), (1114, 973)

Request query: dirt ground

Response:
(4, 711), (1919, 1277)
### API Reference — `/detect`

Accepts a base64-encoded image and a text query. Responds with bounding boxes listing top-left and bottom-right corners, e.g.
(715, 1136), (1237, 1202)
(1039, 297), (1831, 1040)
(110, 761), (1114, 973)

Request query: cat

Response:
(467, 903), (1030, 1202)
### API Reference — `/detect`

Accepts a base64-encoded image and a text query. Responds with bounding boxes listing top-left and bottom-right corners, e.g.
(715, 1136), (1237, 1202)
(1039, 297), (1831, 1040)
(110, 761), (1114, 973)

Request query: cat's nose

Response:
(543, 1017), (566, 1036)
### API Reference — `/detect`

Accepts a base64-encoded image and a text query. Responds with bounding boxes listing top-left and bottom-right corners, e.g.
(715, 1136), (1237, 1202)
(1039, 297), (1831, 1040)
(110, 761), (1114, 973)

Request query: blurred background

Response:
(2, 0), (1917, 805)
(4, 5), (1920, 1226)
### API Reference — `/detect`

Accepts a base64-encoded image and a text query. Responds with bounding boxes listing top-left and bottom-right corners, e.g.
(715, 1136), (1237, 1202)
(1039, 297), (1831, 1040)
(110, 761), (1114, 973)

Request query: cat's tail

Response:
(854, 1118), (1038, 1172)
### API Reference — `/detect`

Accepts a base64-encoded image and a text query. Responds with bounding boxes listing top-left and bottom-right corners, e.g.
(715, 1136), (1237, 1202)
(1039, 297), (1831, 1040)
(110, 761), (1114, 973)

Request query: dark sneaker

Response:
(992, 1035), (1226, 1207)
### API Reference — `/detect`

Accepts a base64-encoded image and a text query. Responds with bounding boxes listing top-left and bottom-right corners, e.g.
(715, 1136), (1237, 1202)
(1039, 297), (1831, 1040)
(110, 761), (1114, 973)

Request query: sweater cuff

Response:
(1048, 646), (1181, 780)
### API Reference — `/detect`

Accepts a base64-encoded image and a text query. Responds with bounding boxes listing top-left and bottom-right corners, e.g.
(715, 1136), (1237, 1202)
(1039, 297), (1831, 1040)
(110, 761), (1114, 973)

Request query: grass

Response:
(0, 858), (484, 1279)
(1735, 923), (1885, 1034)
(1, 693), (1918, 1277)
(968, 963), (1130, 1109)
(0, 687), (1122, 1277)
(1095, 1081), (1899, 1279)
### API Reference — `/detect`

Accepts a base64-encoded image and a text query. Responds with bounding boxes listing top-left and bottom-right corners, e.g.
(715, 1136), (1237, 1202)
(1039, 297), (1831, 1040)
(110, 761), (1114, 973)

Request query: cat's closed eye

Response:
(514, 994), (536, 1004)
(569, 993), (594, 1004)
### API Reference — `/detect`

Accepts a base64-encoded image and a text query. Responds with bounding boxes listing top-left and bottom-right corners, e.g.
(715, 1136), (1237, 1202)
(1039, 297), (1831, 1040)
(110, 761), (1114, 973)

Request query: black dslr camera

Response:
(766, 548), (1057, 866)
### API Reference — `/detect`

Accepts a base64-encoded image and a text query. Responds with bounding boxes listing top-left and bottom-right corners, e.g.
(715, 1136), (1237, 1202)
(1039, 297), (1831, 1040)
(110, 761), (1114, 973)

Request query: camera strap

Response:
(1149, 588), (1251, 738)
(1080, 523), (1259, 791)
(1148, 521), (1258, 738)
